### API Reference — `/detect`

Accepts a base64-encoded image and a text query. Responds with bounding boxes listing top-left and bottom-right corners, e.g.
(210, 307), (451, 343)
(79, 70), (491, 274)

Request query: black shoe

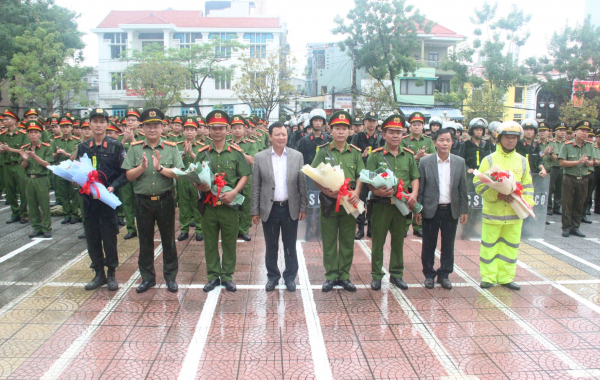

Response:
(562, 230), (570, 237)
(413, 230), (423, 237)
(124, 231), (137, 240)
(554, 210), (562, 215)
(404, 232), (408, 238)
(118, 219), (126, 226)
(85, 272), (107, 291)
(5, 216), (19, 224)
(61, 217), (71, 224)
(582, 216), (592, 224)
(203, 278), (220, 292)
(547, 210), (553, 216)
(595, 210), (600, 215)
(78, 232), (86, 239)
(177, 232), (189, 241)
(322, 280), (335, 292)
(166, 280), (178, 293)
(19, 219), (29, 224)
(69, 217), (78, 224)
(190, 221), (196, 227)
(43, 232), (52, 238)
(285, 281), (296, 292)
(239, 233), (251, 242)
(437, 278), (452, 290)
(222, 280), (236, 292)
(367, 230), (372, 238)
(4, 201), (8, 205)
(136, 280), (156, 293)
(340, 280), (356, 292)
(265, 280), (277, 292)
(371, 279), (381, 290)
(501, 282), (520, 290)
(424, 278), (434, 289)
(355, 230), (364, 240)
(195, 233), (204, 241)
(106, 269), (118, 291)
(546, 221), (551, 225)
(480, 281), (493, 289)
(585, 210), (591, 215)
(570, 229), (586, 237)
(28, 231), (43, 238)
(389, 276), (408, 290)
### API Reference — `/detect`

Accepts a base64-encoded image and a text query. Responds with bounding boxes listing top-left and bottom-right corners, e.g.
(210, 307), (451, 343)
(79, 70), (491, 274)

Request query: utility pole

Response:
(331, 86), (336, 113)
(351, 50), (357, 117)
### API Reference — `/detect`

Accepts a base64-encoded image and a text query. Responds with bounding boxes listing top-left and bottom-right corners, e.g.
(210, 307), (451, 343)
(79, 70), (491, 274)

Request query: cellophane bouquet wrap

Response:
(48, 160), (79, 182)
(473, 165), (534, 219)
(63, 154), (122, 209)
(358, 169), (422, 216)
(392, 178), (423, 216)
(173, 161), (213, 186)
(301, 163), (365, 218)
(203, 172), (244, 209)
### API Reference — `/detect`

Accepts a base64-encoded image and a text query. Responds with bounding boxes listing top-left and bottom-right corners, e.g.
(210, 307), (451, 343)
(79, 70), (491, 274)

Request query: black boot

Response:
(85, 270), (107, 291)
(106, 268), (118, 291)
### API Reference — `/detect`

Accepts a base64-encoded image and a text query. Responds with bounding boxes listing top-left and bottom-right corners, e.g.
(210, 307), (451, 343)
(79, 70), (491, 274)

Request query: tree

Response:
(358, 81), (397, 116)
(121, 46), (188, 113)
(559, 98), (598, 127)
(233, 52), (295, 121)
(7, 27), (91, 113)
(333, 0), (433, 104)
(463, 84), (506, 123)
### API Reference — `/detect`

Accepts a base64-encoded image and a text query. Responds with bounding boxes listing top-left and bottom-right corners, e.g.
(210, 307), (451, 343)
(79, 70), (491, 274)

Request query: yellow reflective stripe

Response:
(482, 213), (520, 221)
(481, 237), (520, 249)
(480, 254), (518, 265)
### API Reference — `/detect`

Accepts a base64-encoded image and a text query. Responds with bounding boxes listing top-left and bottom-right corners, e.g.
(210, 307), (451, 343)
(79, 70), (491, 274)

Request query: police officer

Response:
(583, 127), (597, 219)
(401, 112), (435, 237)
(122, 108), (184, 293)
(461, 117), (492, 174)
(559, 120), (595, 238)
(312, 111), (364, 292)
(54, 116), (80, 224)
(19, 120), (53, 238)
(487, 121), (501, 152)
(168, 116), (185, 143)
(516, 119), (547, 177)
(297, 109), (332, 166)
(76, 109), (128, 291)
(548, 122), (567, 215)
(367, 114), (419, 291)
(594, 129), (600, 215)
(429, 116), (443, 135)
(195, 110), (252, 293)
(444, 121), (463, 155)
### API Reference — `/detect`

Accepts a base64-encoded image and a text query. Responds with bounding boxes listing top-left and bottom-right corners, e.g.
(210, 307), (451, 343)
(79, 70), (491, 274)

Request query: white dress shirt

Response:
(437, 153), (451, 204)
(271, 147), (288, 201)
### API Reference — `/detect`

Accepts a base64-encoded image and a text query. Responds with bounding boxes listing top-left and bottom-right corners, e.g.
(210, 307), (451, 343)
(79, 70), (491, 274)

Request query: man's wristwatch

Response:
(157, 166), (164, 173)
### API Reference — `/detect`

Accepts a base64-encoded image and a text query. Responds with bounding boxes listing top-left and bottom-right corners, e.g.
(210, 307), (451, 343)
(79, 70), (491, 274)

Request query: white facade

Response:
(92, 10), (286, 121)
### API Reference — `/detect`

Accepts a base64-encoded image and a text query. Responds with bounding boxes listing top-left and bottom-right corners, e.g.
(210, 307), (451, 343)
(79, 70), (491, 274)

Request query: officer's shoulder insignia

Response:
(54, 135), (61, 139)
(73, 136), (80, 140)
(230, 144), (243, 153)
(176, 141), (184, 144)
(164, 141), (177, 147)
(402, 135), (411, 139)
(350, 144), (361, 151)
(42, 142), (50, 147)
(19, 130), (27, 134)
(0, 130), (5, 135)
(247, 139), (256, 143)
(424, 135), (432, 139)
(198, 145), (210, 153)
(565, 141), (573, 145)
(549, 139), (555, 142)
(403, 147), (415, 154)
(130, 141), (144, 146)
(20, 144), (29, 149)
(318, 142), (329, 148)
(372, 147), (384, 153)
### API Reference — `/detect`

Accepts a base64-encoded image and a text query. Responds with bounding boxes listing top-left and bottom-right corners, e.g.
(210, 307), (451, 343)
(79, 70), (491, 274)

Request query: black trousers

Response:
(421, 207), (458, 279)
(136, 193), (179, 282)
(263, 202), (299, 283)
(83, 198), (119, 271)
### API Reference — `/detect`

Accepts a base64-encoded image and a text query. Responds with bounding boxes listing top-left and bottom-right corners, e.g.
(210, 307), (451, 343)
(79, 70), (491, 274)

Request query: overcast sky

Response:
(55, 0), (589, 74)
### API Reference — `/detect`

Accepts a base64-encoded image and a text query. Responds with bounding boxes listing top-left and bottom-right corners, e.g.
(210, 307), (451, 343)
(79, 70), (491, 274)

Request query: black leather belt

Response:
(27, 174), (47, 179)
(371, 197), (394, 204)
(273, 200), (288, 207)
(438, 204), (450, 209)
(137, 190), (173, 201)
(4, 162), (18, 165)
(565, 174), (584, 180)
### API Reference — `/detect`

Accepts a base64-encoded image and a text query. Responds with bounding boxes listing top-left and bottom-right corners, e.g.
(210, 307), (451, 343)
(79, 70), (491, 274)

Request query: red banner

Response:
(573, 80), (600, 106)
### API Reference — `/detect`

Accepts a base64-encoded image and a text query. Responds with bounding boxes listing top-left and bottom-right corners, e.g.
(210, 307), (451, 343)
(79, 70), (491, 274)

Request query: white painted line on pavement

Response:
(296, 241), (333, 380)
(177, 287), (221, 380)
(41, 245), (163, 380)
(0, 206), (10, 212)
(0, 238), (52, 265)
(357, 240), (477, 380)
(530, 239), (600, 272)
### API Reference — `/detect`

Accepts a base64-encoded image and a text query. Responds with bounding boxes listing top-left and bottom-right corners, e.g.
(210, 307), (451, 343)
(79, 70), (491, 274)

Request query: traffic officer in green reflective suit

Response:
(176, 116), (205, 242)
(122, 108), (184, 294)
(19, 120), (53, 238)
(195, 110), (251, 293)
(312, 110), (364, 292)
(401, 112), (435, 237)
(367, 114), (419, 291)
(0, 108), (29, 224)
(54, 116), (81, 224)
(118, 107), (144, 240)
(230, 114), (258, 241)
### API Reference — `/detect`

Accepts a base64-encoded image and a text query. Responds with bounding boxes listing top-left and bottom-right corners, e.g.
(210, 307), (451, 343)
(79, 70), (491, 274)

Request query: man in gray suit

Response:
(251, 121), (308, 292)
(415, 128), (469, 289)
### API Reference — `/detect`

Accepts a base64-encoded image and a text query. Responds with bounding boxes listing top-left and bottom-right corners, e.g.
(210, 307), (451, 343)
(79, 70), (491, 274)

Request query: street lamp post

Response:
(538, 96), (555, 123)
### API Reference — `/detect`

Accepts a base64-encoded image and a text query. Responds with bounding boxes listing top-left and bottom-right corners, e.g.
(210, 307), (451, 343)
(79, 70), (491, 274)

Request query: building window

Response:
(113, 107), (126, 117)
(514, 87), (524, 103)
(110, 72), (125, 91)
(428, 51), (439, 67)
(181, 108), (196, 116)
(209, 33), (238, 58)
(435, 80), (451, 94)
(213, 104), (234, 116)
(104, 33), (127, 59)
(400, 79), (435, 95)
(243, 33), (273, 58)
(314, 50), (325, 70)
(173, 32), (203, 49)
(251, 108), (267, 119)
(215, 72), (232, 90)
(320, 86), (327, 95)
(513, 114), (523, 123)
(139, 32), (164, 51)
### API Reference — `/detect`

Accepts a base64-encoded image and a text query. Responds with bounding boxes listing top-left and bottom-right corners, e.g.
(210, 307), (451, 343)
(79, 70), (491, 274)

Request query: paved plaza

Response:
(0, 201), (599, 379)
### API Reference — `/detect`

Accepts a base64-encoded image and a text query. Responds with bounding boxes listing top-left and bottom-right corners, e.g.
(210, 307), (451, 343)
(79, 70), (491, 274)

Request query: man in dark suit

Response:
(251, 122), (308, 292)
(415, 128), (469, 289)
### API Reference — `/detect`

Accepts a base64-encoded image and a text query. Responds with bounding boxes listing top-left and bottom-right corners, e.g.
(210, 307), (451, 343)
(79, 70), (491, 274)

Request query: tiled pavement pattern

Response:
(0, 205), (598, 379)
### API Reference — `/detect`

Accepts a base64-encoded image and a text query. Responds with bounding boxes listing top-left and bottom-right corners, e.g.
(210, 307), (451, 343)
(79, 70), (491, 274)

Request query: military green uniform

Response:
(367, 145), (419, 280)
(549, 132), (566, 214)
(118, 130), (144, 234)
(176, 140), (205, 234)
(538, 138), (555, 172)
(196, 141), (252, 282)
(559, 132), (596, 232)
(312, 141), (364, 281)
(22, 141), (53, 234)
(232, 138), (258, 235)
(53, 135), (80, 219)
(168, 133), (185, 143)
(0, 128), (29, 220)
(121, 137), (184, 282)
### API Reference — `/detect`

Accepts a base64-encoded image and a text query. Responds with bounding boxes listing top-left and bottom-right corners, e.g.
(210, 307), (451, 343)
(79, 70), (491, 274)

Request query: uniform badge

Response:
(339, 114), (346, 120)
(394, 117), (400, 123)
(149, 111), (156, 117)
(96, 108), (103, 113)
(121, 150), (126, 158)
(215, 113), (222, 118)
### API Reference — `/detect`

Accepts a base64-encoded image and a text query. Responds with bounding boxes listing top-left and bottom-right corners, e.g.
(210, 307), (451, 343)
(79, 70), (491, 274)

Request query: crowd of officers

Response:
(1, 104), (597, 293)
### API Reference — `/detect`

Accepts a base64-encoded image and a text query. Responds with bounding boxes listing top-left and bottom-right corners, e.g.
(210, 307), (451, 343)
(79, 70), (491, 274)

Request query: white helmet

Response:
(497, 121), (524, 139)
(304, 118), (310, 128)
(429, 116), (443, 127)
(488, 121), (501, 136)
(424, 124), (430, 130)
(456, 123), (464, 132)
(443, 121), (457, 132)
(521, 118), (539, 132)
(309, 109), (326, 123)
(290, 118), (297, 127)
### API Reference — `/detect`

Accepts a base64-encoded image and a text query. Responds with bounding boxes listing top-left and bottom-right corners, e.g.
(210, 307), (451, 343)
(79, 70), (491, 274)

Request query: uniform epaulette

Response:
(19, 130), (27, 134)
(403, 147), (415, 154)
(318, 142), (329, 148)
(54, 135), (61, 139)
(130, 141), (144, 146)
(247, 139), (256, 143)
(402, 135), (411, 139)
(565, 141), (573, 145)
(0, 130), (6, 135)
(549, 139), (555, 142)
(198, 145), (210, 153)
(350, 144), (361, 151)
(73, 136), (80, 140)
(176, 141), (184, 144)
(164, 141), (177, 147)
(230, 144), (243, 153)
(372, 147), (384, 153)
(42, 142), (50, 147)
(20, 144), (29, 149)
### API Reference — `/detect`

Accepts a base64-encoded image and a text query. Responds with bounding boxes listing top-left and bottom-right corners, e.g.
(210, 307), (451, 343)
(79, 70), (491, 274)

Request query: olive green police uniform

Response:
(0, 108), (29, 222)
(196, 116), (252, 286)
(54, 117), (80, 222)
(312, 111), (364, 287)
(558, 121), (596, 235)
(548, 122), (566, 214)
(121, 109), (185, 286)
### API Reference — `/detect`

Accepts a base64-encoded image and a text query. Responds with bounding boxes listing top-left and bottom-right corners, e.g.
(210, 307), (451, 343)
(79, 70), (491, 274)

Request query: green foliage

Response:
(559, 98), (598, 127)
(463, 85), (506, 122)
(359, 81), (397, 116)
(434, 91), (466, 109)
(7, 27), (91, 113)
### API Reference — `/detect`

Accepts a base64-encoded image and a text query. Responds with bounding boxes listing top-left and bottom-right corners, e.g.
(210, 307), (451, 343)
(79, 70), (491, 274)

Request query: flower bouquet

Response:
(302, 163), (365, 218)
(173, 161), (213, 186)
(392, 178), (423, 216)
(47, 160), (80, 182)
(473, 165), (534, 219)
(358, 169), (422, 216)
(203, 172), (244, 208)
(70, 154), (122, 209)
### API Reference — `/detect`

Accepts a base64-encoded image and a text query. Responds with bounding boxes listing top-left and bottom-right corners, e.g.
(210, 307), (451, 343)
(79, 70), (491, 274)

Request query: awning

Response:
(399, 106), (465, 120)
(301, 95), (326, 102)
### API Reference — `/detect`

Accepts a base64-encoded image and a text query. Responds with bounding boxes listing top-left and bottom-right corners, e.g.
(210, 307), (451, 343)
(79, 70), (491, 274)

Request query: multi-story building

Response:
(92, 1), (287, 120)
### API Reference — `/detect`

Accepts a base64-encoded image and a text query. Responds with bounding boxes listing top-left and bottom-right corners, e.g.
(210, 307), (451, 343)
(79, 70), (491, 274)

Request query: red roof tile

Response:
(97, 10), (280, 29)
(418, 20), (464, 39)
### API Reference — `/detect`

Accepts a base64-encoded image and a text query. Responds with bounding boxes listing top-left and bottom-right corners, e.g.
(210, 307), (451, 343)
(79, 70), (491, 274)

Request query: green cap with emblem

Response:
(353, 116), (363, 125)
(574, 120), (592, 130)
(230, 114), (246, 127)
(126, 107), (141, 120)
(89, 108), (110, 122)
(364, 111), (378, 121)
(538, 121), (549, 131)
(140, 108), (164, 124)
(553, 121), (567, 130)
(382, 113), (406, 129)
(205, 110), (231, 126)
(408, 112), (425, 124)
(3, 107), (19, 121)
(24, 107), (38, 117)
(329, 110), (352, 127)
